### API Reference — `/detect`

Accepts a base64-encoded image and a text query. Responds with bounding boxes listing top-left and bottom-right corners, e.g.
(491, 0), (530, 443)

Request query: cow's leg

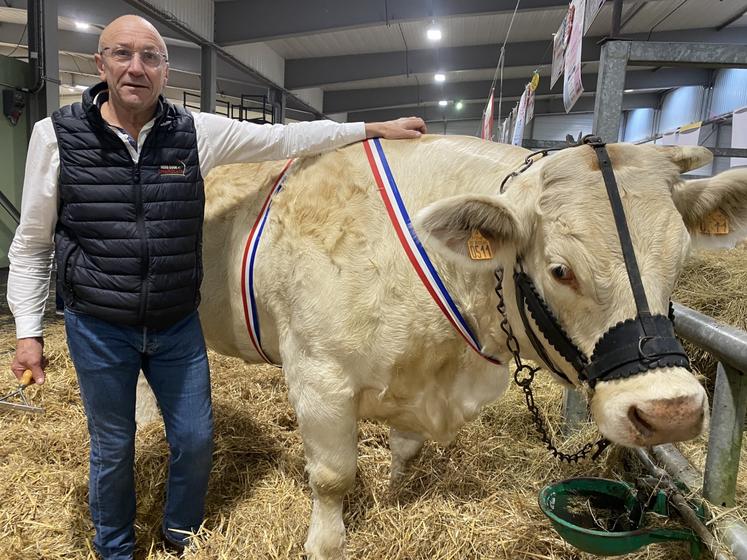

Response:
(284, 358), (357, 560)
(389, 428), (425, 486)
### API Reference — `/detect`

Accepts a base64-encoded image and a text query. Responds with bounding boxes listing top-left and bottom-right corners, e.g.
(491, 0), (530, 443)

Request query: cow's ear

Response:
(672, 167), (747, 239)
(413, 194), (530, 266)
(653, 145), (713, 173)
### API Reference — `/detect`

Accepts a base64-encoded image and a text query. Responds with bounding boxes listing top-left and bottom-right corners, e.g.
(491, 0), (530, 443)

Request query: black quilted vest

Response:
(52, 82), (205, 329)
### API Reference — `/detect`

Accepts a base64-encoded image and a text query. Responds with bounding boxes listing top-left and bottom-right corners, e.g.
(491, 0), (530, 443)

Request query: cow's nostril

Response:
(628, 406), (654, 438)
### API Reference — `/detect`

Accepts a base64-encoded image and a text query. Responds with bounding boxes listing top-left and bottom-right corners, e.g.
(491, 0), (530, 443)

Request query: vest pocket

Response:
(62, 245), (81, 304)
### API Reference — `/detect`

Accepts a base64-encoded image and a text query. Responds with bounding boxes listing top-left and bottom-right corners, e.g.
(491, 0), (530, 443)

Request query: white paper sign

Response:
(512, 86), (530, 146)
(732, 105), (747, 167)
(550, 15), (567, 90)
(481, 89), (495, 141)
(563, 0), (586, 112)
(584, 0), (606, 34)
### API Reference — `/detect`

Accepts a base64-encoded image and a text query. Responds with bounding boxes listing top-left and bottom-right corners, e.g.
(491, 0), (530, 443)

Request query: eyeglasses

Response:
(100, 47), (168, 68)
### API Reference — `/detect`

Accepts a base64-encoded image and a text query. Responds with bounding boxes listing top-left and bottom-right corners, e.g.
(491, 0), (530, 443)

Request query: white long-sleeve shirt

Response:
(7, 111), (366, 338)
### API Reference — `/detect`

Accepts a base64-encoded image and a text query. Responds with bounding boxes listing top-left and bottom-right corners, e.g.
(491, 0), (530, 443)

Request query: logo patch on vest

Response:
(159, 161), (186, 176)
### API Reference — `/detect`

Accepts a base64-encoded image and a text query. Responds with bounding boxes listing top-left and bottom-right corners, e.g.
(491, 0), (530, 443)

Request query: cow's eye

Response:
(550, 264), (576, 285)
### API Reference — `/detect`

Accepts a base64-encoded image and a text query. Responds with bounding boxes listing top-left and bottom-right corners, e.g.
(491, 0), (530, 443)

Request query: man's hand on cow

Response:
(12, 337), (47, 385)
(365, 117), (427, 140)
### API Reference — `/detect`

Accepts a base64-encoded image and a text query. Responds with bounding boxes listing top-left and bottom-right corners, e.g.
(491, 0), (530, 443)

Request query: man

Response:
(7, 15), (426, 560)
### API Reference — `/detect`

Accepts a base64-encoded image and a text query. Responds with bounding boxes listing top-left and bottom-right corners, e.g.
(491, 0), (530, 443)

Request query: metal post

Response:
(561, 387), (588, 435)
(611, 0), (623, 37)
(200, 44), (217, 113)
(26, 0), (59, 124)
(269, 88), (286, 124)
(592, 40), (629, 143)
(704, 362), (747, 508)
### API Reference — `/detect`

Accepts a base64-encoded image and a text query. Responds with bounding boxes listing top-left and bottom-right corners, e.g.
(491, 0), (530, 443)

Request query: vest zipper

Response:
(134, 163), (150, 324)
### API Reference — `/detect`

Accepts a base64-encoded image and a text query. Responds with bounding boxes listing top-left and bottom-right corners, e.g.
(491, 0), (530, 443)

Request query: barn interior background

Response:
(0, 0), (746, 558)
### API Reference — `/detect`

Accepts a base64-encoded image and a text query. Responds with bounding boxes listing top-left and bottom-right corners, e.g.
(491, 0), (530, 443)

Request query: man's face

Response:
(94, 18), (169, 114)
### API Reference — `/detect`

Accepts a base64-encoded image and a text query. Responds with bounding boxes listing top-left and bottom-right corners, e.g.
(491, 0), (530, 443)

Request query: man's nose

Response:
(127, 53), (146, 74)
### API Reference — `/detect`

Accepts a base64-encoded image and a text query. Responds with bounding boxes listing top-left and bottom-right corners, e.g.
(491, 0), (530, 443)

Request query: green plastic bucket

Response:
(539, 477), (702, 557)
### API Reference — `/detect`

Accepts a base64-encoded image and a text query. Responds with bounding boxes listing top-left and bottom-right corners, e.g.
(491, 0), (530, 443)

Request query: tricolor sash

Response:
(240, 160), (294, 364)
(363, 138), (501, 365)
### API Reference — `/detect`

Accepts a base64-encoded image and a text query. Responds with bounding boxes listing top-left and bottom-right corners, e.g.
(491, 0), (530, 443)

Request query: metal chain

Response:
(494, 269), (610, 463)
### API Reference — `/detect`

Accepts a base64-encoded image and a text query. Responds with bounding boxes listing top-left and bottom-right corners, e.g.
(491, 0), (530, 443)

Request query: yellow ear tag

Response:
(699, 208), (730, 235)
(467, 230), (494, 260)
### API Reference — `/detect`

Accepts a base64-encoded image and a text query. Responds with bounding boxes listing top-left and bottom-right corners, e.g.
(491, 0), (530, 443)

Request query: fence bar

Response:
(704, 362), (747, 507)
(651, 444), (747, 560)
(672, 302), (747, 374)
(0, 190), (20, 224)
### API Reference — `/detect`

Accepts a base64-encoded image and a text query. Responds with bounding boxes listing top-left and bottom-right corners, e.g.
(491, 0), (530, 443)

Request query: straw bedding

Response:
(0, 248), (744, 559)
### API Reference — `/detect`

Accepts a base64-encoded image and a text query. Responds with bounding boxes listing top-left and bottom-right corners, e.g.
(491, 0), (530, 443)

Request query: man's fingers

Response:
(29, 365), (45, 385)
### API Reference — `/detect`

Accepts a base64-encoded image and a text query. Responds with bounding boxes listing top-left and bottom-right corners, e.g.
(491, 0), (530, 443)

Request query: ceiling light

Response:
(74, 84), (87, 91)
(427, 27), (442, 41)
(438, 100), (448, 107)
(434, 73), (446, 82)
(455, 101), (464, 110)
(74, 21), (91, 30)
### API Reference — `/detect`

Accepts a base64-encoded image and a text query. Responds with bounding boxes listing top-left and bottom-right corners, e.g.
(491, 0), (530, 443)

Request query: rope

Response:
(489, 0), (522, 133)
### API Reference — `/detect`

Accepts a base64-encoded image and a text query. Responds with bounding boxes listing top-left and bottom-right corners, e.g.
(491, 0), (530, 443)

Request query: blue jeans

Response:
(65, 309), (214, 560)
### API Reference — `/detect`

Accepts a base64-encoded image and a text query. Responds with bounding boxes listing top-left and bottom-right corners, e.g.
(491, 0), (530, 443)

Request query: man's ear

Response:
(672, 167), (747, 240)
(94, 53), (106, 81)
(412, 194), (530, 266)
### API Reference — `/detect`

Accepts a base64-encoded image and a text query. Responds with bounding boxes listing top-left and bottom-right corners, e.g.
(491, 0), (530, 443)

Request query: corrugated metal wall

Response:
(658, 86), (704, 132)
(531, 113), (593, 141)
(224, 43), (285, 87)
(146, 0), (214, 41)
(622, 108), (655, 142)
(710, 69), (747, 117)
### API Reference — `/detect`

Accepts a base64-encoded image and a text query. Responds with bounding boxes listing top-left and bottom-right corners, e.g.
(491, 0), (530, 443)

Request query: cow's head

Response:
(414, 142), (747, 447)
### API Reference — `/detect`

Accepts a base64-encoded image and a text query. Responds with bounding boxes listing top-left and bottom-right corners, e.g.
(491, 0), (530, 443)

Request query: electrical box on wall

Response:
(3, 89), (25, 126)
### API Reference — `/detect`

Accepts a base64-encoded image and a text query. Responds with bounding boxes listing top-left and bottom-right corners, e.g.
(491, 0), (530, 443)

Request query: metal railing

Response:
(0, 190), (20, 225)
(672, 302), (747, 509)
(182, 91), (272, 124)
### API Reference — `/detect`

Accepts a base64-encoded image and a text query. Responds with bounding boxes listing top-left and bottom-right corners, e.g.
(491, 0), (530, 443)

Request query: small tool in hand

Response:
(0, 369), (45, 414)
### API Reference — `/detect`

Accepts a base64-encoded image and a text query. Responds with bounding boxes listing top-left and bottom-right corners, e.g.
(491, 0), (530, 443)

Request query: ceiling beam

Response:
(0, 22), (202, 72)
(286, 26), (747, 89)
(324, 68), (711, 113)
(347, 92), (661, 123)
(5, 0), (328, 118)
(214, 0), (575, 46)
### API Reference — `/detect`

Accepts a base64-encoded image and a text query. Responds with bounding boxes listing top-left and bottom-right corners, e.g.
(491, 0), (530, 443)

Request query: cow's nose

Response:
(627, 395), (706, 445)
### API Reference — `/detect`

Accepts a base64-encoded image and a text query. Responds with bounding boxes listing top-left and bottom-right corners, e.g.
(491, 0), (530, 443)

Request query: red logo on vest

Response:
(159, 161), (186, 176)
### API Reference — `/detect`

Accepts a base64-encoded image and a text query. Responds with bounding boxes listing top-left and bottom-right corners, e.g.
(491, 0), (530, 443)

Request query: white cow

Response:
(194, 136), (747, 559)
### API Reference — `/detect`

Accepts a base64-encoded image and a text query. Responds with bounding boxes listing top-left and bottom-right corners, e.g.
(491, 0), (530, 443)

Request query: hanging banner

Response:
(526, 83), (536, 124)
(563, 0), (586, 113)
(512, 87), (530, 146)
(481, 89), (495, 140)
(584, 0), (607, 34)
(500, 117), (511, 144)
(658, 130), (677, 146)
(550, 14), (567, 89)
(732, 105), (747, 168)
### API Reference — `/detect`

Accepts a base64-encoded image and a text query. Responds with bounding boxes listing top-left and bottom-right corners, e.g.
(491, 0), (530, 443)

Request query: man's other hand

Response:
(365, 117), (427, 140)
(12, 337), (47, 385)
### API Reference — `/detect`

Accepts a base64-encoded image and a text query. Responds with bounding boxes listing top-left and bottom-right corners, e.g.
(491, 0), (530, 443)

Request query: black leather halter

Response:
(510, 136), (690, 388)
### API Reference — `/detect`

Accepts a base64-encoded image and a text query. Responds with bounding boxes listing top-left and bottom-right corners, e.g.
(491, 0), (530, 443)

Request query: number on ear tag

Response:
(467, 230), (494, 260)
(699, 209), (730, 235)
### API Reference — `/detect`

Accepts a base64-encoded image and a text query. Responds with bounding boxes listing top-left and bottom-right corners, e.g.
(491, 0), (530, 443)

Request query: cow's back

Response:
(200, 136), (527, 440)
